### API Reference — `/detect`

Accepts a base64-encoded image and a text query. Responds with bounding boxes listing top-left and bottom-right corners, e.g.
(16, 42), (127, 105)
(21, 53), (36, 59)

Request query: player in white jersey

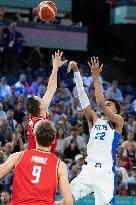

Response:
(56, 57), (124, 205)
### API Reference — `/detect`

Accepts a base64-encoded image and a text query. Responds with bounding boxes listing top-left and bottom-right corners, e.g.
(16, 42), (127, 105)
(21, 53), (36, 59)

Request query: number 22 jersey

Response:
(10, 149), (60, 205)
(86, 118), (120, 168)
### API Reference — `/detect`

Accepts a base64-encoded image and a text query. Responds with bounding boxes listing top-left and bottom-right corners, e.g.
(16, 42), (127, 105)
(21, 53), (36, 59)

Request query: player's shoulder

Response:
(115, 114), (124, 125)
(7, 151), (24, 164)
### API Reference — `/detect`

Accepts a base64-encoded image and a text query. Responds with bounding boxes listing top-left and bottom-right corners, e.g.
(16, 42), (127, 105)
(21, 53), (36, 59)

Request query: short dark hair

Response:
(106, 98), (121, 114)
(35, 120), (56, 147)
(26, 96), (40, 116)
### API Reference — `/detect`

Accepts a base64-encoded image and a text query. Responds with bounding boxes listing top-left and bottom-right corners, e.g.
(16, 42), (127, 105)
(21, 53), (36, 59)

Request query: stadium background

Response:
(0, 0), (136, 204)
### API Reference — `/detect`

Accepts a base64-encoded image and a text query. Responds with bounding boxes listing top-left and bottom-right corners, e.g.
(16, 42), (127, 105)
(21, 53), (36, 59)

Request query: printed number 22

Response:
(31, 166), (41, 184)
(95, 132), (105, 140)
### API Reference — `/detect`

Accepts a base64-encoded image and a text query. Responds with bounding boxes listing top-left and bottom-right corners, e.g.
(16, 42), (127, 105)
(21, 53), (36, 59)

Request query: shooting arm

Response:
(74, 70), (97, 129)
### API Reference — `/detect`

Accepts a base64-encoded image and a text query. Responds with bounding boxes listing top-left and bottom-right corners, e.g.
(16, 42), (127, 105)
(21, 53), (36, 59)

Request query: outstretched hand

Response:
(67, 61), (78, 73)
(52, 50), (68, 69)
(88, 57), (103, 78)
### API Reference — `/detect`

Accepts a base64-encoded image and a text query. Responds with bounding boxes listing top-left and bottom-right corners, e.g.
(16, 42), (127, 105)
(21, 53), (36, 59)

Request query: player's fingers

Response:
(100, 64), (103, 72)
(88, 61), (91, 68)
(60, 51), (63, 58)
(52, 55), (55, 61)
(91, 57), (94, 64)
(62, 60), (68, 65)
(55, 51), (57, 58)
(93, 56), (96, 64)
(96, 57), (99, 63)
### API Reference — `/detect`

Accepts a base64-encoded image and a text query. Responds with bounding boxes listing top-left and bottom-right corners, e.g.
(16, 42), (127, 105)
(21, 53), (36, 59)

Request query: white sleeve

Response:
(74, 72), (90, 109)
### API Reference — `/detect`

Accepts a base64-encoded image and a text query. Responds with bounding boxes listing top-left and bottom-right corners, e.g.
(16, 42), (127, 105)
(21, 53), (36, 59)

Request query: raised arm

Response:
(88, 57), (124, 133)
(68, 61), (97, 130)
(0, 152), (22, 178)
(42, 50), (67, 109)
(55, 161), (73, 205)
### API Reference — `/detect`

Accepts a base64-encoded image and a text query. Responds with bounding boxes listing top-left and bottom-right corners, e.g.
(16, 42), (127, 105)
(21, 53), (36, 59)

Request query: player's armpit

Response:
(83, 105), (97, 129)
(0, 152), (23, 178)
(58, 161), (73, 205)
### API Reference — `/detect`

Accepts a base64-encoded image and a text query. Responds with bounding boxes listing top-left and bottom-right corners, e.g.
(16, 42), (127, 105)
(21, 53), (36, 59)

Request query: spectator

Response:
(105, 80), (124, 102)
(11, 124), (24, 152)
(0, 103), (6, 119)
(71, 98), (81, 118)
(59, 114), (71, 133)
(125, 114), (135, 133)
(64, 139), (80, 164)
(123, 142), (136, 166)
(64, 127), (86, 151)
(59, 80), (72, 102)
(9, 85), (17, 106)
(3, 142), (13, 161)
(117, 146), (131, 171)
(71, 110), (83, 126)
(0, 119), (12, 146)
(0, 191), (10, 205)
(1, 22), (25, 72)
(6, 109), (17, 131)
(4, 172), (13, 195)
(31, 76), (44, 96)
(121, 132), (136, 151)
(0, 149), (5, 164)
(15, 74), (32, 96)
(68, 164), (79, 182)
(74, 154), (85, 172)
(2, 96), (13, 112)
(37, 84), (46, 98)
(55, 128), (66, 153)
(116, 156), (128, 190)
(132, 121), (136, 141)
(128, 166), (136, 184)
(0, 77), (11, 100)
(50, 104), (60, 124)
(14, 102), (25, 123)
(65, 106), (74, 123)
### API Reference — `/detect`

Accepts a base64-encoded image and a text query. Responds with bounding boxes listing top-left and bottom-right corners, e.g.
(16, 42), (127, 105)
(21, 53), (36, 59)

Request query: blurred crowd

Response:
(0, 5), (136, 205)
(0, 6), (82, 27)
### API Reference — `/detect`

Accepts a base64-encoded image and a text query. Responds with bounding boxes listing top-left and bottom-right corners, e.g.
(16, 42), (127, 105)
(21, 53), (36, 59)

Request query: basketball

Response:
(37, 1), (57, 22)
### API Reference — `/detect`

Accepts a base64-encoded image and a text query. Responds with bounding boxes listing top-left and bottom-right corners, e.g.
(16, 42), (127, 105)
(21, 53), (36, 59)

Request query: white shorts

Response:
(70, 163), (116, 205)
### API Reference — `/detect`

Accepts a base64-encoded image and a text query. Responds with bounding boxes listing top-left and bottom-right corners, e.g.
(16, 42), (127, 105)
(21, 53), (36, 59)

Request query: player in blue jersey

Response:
(56, 57), (124, 205)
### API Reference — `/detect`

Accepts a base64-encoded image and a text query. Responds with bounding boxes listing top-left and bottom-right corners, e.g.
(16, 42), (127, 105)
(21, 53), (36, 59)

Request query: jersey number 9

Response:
(31, 165), (42, 184)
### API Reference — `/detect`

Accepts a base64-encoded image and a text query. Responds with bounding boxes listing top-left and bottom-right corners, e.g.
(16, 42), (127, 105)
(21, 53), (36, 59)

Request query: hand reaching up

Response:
(88, 57), (103, 78)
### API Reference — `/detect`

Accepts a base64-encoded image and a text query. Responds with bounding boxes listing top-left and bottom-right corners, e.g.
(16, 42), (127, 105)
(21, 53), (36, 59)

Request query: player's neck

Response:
(40, 108), (47, 117)
(36, 144), (50, 152)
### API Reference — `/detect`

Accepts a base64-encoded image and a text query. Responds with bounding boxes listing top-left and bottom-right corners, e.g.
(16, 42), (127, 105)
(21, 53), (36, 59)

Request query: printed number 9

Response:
(31, 166), (41, 184)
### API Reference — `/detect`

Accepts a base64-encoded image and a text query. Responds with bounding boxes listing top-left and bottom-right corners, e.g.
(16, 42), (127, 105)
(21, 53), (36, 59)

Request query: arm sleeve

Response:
(74, 71), (90, 109)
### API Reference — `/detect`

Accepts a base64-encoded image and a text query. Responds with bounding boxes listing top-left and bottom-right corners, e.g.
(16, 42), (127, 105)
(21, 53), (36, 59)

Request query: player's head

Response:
(105, 98), (121, 114)
(26, 96), (41, 116)
(35, 120), (56, 147)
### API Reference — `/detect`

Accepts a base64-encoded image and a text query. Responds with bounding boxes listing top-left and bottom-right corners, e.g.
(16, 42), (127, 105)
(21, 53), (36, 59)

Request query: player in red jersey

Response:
(0, 119), (73, 205)
(26, 50), (67, 153)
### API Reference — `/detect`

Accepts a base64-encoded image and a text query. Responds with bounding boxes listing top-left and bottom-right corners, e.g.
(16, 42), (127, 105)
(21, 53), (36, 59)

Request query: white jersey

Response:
(86, 118), (120, 168)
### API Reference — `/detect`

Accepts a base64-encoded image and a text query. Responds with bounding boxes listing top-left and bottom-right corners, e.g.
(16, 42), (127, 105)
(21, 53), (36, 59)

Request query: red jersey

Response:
(10, 149), (60, 205)
(27, 115), (57, 153)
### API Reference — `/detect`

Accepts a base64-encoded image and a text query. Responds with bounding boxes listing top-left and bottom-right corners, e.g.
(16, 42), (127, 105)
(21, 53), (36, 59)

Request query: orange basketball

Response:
(37, 1), (57, 22)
